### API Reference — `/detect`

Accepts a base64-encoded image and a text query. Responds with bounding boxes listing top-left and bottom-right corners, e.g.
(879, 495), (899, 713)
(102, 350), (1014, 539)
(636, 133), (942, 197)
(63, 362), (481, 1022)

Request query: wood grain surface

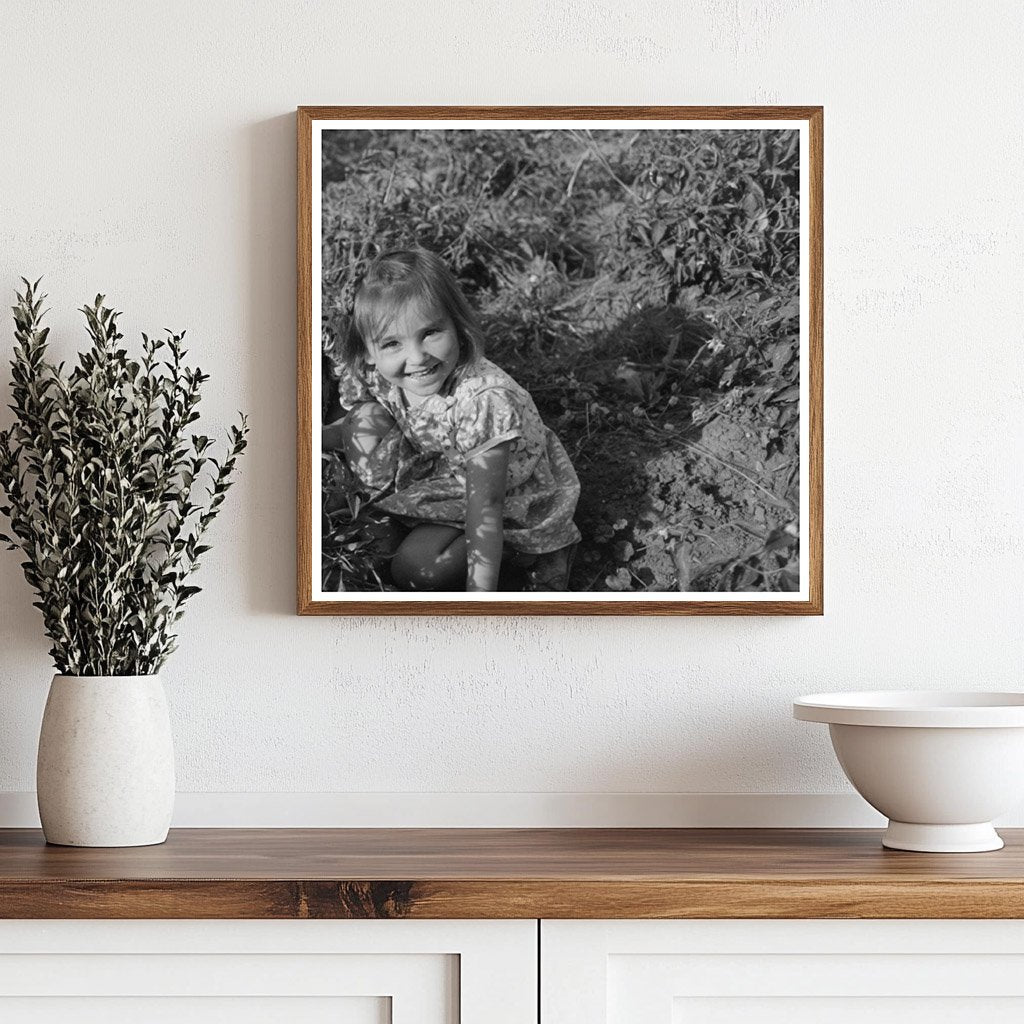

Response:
(2, 828), (1021, 920)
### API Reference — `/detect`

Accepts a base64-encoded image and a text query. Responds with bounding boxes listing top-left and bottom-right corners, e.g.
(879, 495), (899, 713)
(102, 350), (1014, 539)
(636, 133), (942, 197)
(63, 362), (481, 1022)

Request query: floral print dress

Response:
(338, 358), (581, 555)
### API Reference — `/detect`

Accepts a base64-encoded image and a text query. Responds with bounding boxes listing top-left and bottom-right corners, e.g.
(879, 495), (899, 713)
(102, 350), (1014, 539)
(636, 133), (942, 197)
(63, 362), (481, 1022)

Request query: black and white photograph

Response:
(299, 109), (822, 613)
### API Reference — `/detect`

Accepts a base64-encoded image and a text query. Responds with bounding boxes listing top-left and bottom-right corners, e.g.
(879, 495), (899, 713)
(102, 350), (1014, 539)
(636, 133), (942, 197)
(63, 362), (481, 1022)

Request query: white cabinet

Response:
(8, 917), (1024, 1022)
(542, 920), (1024, 1023)
(0, 920), (536, 1024)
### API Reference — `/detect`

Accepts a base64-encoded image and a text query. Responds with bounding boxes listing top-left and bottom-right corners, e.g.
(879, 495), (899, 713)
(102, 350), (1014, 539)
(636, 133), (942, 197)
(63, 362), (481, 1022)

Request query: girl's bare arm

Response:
(464, 441), (511, 592)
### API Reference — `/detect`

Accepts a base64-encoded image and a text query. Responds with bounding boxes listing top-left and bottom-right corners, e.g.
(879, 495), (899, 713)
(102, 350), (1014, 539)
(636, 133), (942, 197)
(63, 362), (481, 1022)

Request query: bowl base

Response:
(882, 821), (1004, 853)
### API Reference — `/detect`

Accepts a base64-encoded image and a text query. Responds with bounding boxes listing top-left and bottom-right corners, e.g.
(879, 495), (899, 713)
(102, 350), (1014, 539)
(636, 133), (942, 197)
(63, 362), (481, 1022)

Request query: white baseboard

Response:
(3, 790), (1021, 829)
(0, 791), (883, 828)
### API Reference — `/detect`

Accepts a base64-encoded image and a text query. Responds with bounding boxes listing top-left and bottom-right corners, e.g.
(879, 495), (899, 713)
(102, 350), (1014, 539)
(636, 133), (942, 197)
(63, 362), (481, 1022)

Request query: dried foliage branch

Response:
(0, 279), (249, 675)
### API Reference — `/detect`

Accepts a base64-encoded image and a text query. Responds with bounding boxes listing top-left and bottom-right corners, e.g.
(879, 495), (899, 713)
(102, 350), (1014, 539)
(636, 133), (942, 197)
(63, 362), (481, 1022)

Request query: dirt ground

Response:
(566, 384), (800, 594)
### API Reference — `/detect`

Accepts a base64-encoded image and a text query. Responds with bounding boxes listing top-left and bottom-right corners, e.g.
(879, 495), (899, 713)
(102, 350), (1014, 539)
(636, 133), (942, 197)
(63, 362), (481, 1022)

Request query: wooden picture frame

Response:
(298, 106), (822, 615)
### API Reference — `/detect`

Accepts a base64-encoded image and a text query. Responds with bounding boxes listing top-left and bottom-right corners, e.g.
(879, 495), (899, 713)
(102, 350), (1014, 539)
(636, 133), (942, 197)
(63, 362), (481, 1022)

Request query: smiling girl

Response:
(326, 249), (581, 592)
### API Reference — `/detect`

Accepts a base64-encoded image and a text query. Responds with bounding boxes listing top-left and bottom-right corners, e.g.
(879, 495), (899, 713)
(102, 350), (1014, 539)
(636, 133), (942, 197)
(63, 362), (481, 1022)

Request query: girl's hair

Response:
(342, 249), (484, 374)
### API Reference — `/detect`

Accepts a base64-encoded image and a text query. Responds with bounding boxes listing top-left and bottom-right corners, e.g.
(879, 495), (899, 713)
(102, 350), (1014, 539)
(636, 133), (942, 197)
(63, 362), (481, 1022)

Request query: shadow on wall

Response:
(244, 114), (299, 617)
(0, 570), (52, 674)
(554, 702), (793, 797)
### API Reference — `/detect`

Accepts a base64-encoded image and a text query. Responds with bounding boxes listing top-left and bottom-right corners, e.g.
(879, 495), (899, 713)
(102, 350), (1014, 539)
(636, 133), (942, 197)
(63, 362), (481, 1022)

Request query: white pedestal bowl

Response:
(793, 691), (1024, 852)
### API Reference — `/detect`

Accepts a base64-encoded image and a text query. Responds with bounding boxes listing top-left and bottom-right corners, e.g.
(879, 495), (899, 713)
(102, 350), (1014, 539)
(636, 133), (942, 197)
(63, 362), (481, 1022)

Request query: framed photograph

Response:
(298, 106), (822, 615)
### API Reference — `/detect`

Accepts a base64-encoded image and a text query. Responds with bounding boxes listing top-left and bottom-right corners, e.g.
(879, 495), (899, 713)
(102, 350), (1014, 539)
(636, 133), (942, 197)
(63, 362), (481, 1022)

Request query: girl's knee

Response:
(392, 525), (466, 590)
(342, 402), (395, 462)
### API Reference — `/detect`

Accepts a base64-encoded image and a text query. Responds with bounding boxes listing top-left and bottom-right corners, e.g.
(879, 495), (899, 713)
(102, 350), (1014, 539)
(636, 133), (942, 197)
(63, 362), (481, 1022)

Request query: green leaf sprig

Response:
(0, 279), (249, 675)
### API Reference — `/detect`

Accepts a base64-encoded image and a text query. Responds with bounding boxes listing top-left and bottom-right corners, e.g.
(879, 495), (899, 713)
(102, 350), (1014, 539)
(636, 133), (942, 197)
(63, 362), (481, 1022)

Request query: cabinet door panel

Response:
(0, 919), (536, 1024)
(543, 920), (1024, 1024)
(0, 996), (389, 1024)
(675, 998), (1024, 1024)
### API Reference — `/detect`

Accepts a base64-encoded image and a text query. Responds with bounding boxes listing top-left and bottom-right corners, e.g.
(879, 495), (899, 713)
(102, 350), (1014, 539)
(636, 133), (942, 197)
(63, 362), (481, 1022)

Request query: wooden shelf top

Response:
(2, 827), (1023, 919)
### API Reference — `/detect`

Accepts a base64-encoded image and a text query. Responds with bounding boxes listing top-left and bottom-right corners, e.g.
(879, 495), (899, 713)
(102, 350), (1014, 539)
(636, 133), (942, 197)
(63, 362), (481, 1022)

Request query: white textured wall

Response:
(1, 1), (1022, 823)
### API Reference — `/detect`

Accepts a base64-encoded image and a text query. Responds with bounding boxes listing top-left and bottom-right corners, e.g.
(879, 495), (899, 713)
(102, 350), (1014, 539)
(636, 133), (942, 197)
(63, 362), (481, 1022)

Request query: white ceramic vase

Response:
(36, 674), (175, 847)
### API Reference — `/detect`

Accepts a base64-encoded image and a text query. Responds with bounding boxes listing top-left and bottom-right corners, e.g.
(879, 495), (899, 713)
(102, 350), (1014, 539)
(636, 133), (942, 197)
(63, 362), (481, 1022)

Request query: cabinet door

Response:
(0, 919), (535, 1024)
(542, 919), (1024, 1024)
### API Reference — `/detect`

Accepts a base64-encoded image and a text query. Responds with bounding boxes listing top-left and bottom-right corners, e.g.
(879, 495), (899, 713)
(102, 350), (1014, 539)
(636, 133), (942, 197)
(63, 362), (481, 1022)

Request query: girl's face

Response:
(364, 297), (460, 404)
